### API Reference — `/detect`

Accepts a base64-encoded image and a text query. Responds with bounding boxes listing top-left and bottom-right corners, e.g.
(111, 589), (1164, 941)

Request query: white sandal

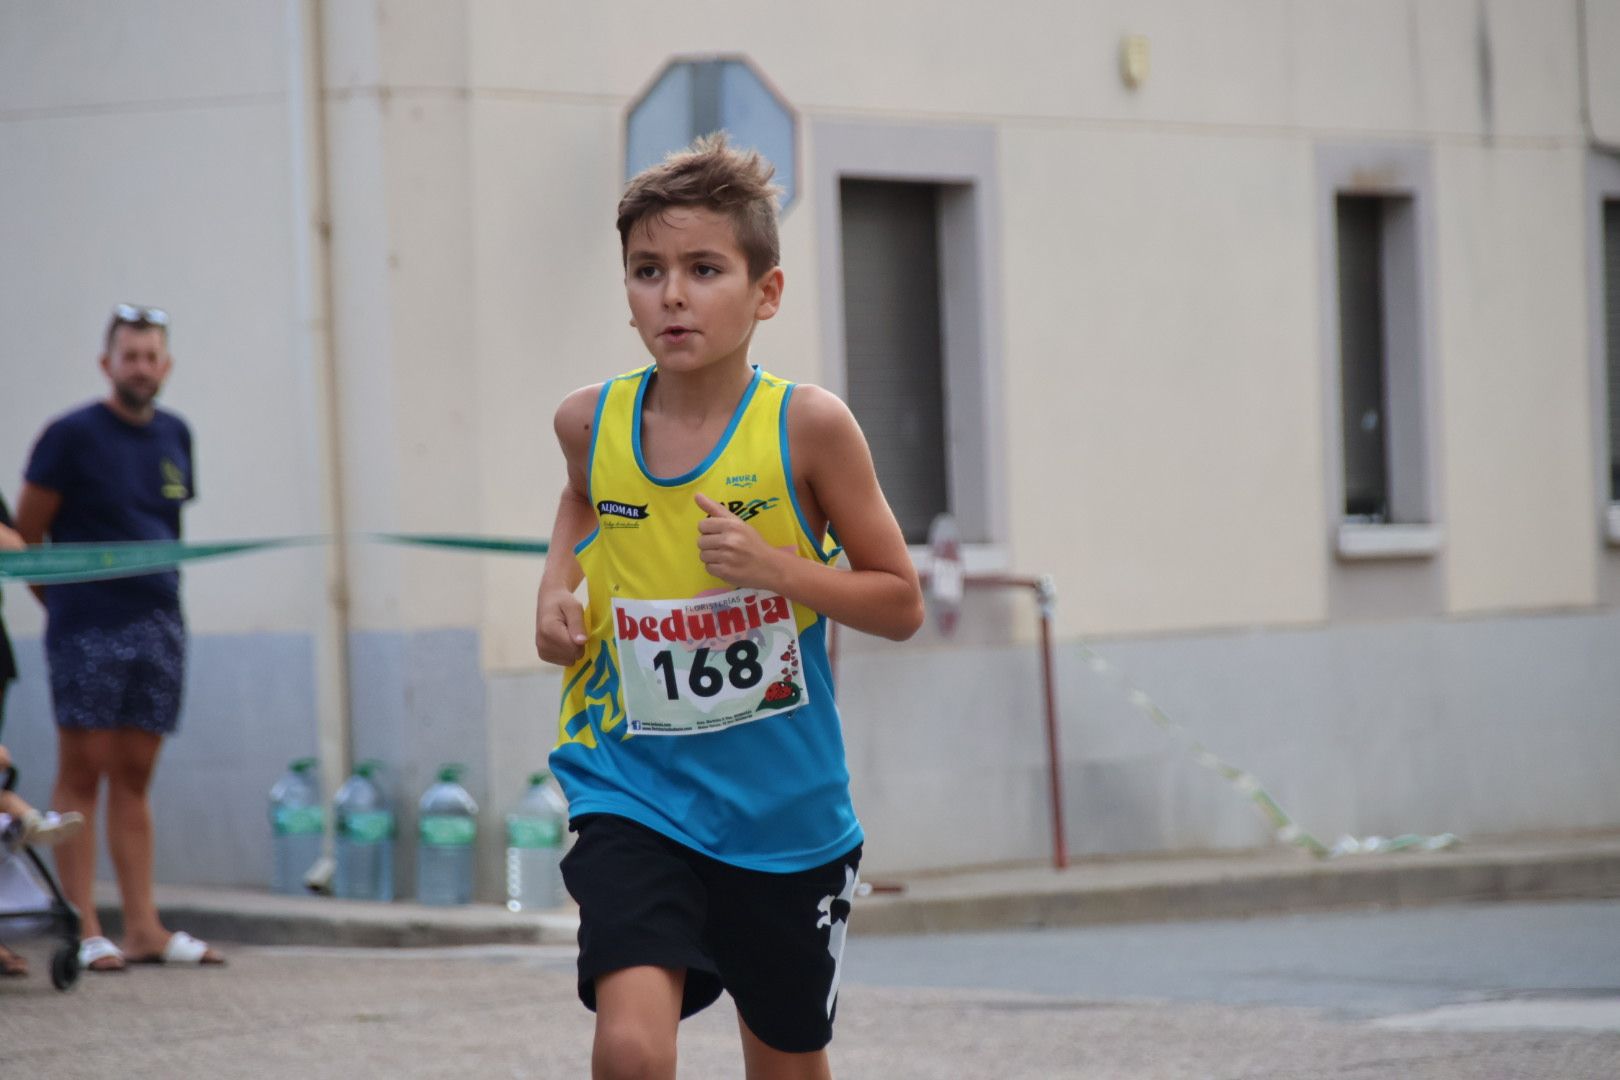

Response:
(78, 935), (126, 972)
(129, 930), (225, 966)
(20, 810), (85, 848)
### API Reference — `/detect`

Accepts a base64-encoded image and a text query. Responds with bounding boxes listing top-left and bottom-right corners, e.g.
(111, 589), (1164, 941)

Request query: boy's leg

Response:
(52, 727), (113, 945)
(706, 844), (862, 1065)
(737, 1015), (833, 1080)
(562, 816), (726, 1075)
(592, 965), (685, 1080)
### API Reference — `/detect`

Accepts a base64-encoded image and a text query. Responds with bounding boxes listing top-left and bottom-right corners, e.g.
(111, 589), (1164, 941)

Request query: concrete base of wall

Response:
(6, 608), (1618, 887)
(838, 609), (1620, 874)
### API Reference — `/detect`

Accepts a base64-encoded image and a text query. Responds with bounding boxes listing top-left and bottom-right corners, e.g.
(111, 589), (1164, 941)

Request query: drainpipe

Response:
(287, 0), (353, 799)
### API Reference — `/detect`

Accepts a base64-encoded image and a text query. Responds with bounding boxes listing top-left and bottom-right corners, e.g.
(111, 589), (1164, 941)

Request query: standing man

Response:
(15, 304), (223, 971)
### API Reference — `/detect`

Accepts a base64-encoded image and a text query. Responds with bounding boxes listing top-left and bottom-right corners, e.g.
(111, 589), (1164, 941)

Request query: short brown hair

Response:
(104, 304), (170, 352)
(616, 133), (782, 281)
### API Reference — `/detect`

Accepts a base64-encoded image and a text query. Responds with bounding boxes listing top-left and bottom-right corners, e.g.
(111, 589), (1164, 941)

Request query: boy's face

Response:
(624, 206), (783, 375)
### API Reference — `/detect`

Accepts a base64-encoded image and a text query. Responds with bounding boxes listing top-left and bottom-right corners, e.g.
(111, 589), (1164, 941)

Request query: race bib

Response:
(613, 587), (809, 735)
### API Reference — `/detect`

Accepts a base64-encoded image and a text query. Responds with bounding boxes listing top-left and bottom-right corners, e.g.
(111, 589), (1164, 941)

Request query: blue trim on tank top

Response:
(779, 383), (835, 565)
(632, 365), (763, 487)
(572, 373), (622, 556)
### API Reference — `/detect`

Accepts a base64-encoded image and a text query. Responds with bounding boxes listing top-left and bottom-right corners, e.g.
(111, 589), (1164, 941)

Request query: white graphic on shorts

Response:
(815, 864), (859, 1017)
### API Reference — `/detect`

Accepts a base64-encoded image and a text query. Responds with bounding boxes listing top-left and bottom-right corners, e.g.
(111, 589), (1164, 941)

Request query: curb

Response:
(95, 888), (580, 949)
(88, 840), (1620, 948)
(852, 846), (1620, 935)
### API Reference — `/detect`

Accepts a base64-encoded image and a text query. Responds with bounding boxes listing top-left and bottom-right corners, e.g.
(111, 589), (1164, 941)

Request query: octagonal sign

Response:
(626, 56), (798, 212)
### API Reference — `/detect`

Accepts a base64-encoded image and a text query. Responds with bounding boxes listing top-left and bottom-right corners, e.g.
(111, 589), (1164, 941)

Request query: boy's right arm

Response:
(533, 385), (602, 667)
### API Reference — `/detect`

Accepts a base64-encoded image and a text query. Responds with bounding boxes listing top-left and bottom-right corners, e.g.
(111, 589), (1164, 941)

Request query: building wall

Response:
(0, 2), (336, 885)
(1, 1), (1617, 890)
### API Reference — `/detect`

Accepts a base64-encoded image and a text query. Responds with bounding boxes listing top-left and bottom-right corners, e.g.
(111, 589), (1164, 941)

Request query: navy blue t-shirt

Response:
(24, 402), (195, 634)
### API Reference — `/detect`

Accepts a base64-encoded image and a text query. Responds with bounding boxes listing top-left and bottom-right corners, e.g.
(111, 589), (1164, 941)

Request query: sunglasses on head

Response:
(111, 303), (169, 327)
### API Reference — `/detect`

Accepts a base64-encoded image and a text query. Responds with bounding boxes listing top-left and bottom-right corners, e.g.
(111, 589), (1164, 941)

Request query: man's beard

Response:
(114, 382), (158, 411)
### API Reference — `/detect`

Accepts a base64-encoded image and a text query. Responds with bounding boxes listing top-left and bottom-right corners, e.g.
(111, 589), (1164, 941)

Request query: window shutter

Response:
(1336, 196), (1391, 521)
(1604, 200), (1620, 501)
(839, 180), (950, 544)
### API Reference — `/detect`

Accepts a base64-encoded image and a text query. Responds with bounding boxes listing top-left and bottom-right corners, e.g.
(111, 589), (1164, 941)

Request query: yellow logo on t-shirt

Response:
(161, 459), (189, 500)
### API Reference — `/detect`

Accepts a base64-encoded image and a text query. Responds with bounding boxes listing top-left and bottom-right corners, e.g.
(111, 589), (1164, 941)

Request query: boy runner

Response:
(534, 135), (924, 1079)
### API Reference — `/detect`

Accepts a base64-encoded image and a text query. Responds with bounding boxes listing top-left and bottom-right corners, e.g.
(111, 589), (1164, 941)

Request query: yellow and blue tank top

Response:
(548, 364), (862, 872)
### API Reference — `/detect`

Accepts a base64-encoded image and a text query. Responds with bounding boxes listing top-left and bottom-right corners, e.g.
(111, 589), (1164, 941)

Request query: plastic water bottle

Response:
(268, 758), (324, 895)
(416, 764), (478, 905)
(505, 771), (569, 912)
(333, 760), (394, 902)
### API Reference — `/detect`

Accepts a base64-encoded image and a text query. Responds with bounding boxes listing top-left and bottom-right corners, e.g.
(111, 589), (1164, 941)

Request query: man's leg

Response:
(96, 727), (223, 963)
(52, 727), (115, 958)
(104, 728), (170, 956)
(592, 965), (685, 1080)
(737, 1015), (834, 1080)
(0, 683), (21, 975)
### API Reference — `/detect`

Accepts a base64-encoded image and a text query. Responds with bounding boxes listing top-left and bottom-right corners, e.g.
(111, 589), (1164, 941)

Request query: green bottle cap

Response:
(528, 771), (551, 787)
(355, 759), (383, 779)
(291, 757), (317, 774)
(438, 764), (465, 783)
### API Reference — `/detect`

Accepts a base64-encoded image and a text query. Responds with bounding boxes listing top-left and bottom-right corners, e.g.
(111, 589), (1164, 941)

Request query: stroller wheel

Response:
(51, 944), (79, 991)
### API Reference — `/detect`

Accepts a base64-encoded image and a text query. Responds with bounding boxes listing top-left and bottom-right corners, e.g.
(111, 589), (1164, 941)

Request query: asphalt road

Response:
(845, 898), (1620, 1021)
(1, 899), (1616, 1078)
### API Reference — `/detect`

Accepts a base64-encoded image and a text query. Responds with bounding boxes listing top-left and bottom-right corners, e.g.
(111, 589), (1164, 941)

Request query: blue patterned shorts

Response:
(47, 610), (187, 736)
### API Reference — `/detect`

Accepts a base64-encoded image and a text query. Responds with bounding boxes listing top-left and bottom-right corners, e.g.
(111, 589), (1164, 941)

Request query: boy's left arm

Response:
(695, 386), (923, 641)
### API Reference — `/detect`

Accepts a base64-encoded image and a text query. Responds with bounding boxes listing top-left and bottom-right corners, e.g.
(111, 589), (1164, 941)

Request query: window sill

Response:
(1336, 523), (1443, 561)
(1607, 505), (1620, 547)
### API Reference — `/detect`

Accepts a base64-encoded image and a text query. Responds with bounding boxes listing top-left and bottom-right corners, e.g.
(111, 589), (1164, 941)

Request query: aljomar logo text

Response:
(597, 500), (649, 520)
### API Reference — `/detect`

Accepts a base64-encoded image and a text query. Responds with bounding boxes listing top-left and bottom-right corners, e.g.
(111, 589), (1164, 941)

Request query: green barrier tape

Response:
(371, 533), (550, 556)
(0, 532), (550, 585)
(1081, 644), (1459, 861)
(0, 537), (323, 585)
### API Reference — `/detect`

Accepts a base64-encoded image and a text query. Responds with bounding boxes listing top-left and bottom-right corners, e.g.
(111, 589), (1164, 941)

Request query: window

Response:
(1590, 154), (1620, 550)
(1604, 199), (1620, 508)
(625, 56), (798, 210)
(1319, 146), (1439, 562)
(812, 121), (1004, 556)
(839, 180), (949, 544)
(1336, 196), (1394, 523)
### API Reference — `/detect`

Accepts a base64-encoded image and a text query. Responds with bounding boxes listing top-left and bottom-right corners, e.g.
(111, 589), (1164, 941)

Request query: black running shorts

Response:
(561, 813), (862, 1054)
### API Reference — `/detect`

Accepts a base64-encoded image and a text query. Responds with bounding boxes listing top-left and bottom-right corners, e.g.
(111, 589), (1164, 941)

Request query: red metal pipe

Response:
(1036, 584), (1067, 869)
(831, 569), (1069, 871)
(959, 573), (1069, 870)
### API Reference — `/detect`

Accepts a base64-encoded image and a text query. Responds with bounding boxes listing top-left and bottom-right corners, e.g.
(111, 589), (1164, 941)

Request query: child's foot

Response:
(19, 810), (86, 848)
(0, 942), (27, 977)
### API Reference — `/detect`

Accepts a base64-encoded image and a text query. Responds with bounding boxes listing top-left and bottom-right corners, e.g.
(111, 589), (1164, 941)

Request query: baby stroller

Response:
(0, 764), (81, 990)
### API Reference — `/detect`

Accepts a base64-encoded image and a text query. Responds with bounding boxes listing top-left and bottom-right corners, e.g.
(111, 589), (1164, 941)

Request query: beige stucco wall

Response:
(999, 125), (1328, 636)
(1436, 143), (1597, 613)
(2, 0), (1616, 879)
(459, 0), (1608, 647)
(3, 0), (1610, 646)
(0, 1), (329, 641)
